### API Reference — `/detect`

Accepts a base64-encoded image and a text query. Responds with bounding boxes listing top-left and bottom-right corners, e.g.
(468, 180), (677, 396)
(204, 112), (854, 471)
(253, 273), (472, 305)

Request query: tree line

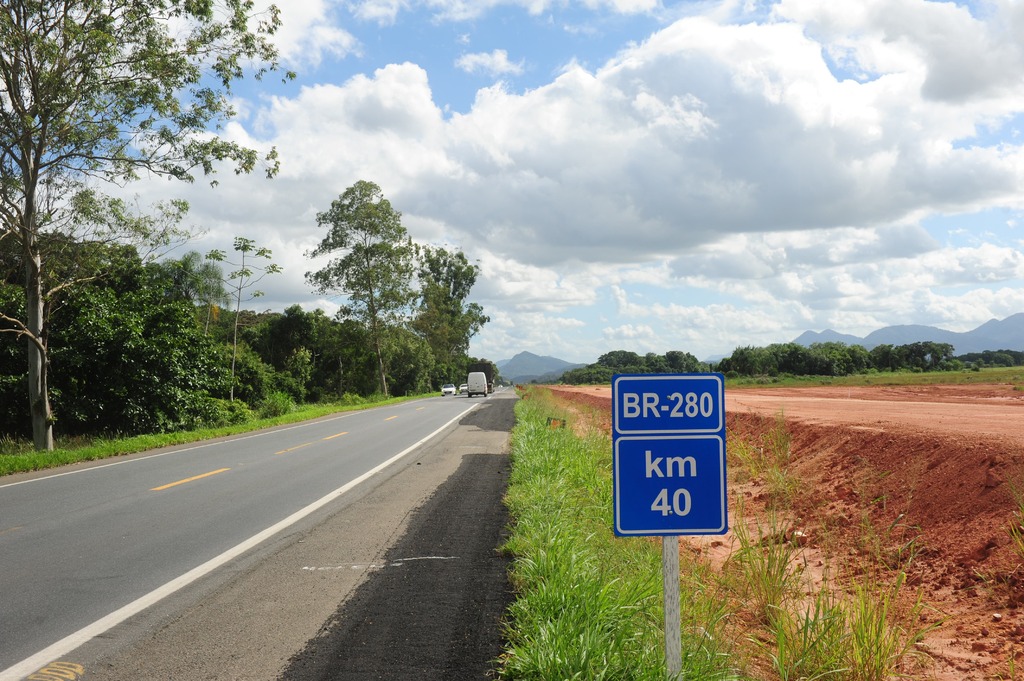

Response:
(714, 341), (1008, 376)
(0, 180), (489, 446)
(559, 350), (709, 384)
(558, 342), (1023, 384)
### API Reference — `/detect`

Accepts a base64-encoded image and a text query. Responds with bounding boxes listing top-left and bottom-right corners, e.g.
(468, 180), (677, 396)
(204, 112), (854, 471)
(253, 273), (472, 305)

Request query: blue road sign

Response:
(612, 374), (727, 536)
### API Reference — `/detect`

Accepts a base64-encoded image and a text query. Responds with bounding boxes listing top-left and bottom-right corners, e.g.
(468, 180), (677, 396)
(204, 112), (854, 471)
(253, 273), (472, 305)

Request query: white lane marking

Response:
(301, 556), (460, 571)
(0, 403), (478, 681)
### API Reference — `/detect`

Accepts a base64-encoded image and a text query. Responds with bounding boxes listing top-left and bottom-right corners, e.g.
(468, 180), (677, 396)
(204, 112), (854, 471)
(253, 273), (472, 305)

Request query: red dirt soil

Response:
(546, 382), (1024, 680)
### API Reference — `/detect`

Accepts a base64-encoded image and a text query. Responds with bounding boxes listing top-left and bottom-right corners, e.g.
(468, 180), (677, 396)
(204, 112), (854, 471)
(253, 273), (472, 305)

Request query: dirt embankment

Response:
(546, 382), (1024, 680)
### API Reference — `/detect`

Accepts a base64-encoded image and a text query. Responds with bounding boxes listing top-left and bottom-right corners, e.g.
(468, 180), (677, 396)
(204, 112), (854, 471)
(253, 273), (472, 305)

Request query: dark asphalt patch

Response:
(281, 397), (515, 680)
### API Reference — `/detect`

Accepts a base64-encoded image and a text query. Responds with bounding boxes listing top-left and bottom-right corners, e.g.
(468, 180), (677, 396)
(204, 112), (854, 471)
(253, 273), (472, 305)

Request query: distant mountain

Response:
(791, 329), (865, 346)
(496, 351), (586, 383)
(792, 313), (1024, 354)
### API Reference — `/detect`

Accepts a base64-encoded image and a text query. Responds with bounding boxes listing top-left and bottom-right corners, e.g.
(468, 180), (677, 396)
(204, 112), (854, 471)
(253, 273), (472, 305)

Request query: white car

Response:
(441, 383), (457, 396)
(459, 383), (468, 395)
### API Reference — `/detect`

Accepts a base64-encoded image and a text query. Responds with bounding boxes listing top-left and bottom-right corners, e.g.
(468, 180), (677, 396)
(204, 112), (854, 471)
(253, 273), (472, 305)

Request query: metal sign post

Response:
(611, 373), (727, 678)
(663, 535), (681, 677)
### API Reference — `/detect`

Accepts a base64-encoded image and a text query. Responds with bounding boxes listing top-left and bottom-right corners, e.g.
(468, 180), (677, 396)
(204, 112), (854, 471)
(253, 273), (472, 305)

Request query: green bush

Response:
(195, 397), (255, 427)
(337, 392), (370, 406)
(258, 391), (294, 418)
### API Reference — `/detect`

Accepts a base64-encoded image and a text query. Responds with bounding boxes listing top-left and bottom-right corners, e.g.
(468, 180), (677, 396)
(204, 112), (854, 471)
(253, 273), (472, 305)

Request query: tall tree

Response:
(0, 0), (288, 450)
(596, 350), (644, 373)
(413, 245), (488, 385)
(206, 237), (281, 401)
(306, 181), (416, 396)
(665, 350), (703, 373)
(242, 305), (318, 401)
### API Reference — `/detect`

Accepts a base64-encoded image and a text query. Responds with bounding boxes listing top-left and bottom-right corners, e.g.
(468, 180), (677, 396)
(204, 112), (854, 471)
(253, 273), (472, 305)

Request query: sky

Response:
(135, 0), (1024, 364)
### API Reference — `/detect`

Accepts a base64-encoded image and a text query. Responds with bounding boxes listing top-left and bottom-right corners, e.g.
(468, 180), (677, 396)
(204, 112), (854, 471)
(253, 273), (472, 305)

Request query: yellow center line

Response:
(384, 415), (399, 421)
(276, 442), (313, 455)
(151, 468), (230, 491)
(323, 431), (349, 440)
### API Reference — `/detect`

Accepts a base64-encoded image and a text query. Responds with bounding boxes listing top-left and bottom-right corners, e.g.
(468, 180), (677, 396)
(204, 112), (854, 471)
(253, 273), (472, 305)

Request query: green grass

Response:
(501, 389), (740, 680)
(1005, 475), (1024, 566)
(0, 393), (426, 476)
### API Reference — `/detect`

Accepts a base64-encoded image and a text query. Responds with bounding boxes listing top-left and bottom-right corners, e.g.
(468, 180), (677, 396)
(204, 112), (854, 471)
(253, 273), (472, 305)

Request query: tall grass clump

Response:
(729, 413), (800, 509)
(762, 586), (848, 681)
(1009, 509), (1024, 564)
(738, 527), (935, 680)
(676, 557), (740, 678)
(500, 389), (739, 680)
(725, 510), (805, 625)
(856, 512), (925, 574)
(258, 391), (295, 419)
(845, 573), (936, 680)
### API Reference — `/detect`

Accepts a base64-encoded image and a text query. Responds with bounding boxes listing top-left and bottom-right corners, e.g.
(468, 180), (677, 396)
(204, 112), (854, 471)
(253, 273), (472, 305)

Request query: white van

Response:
(466, 371), (488, 397)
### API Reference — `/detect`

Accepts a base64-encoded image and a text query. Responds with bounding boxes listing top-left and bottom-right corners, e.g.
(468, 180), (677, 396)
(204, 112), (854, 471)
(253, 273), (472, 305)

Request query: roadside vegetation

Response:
(1, 179), (494, 457)
(726, 365), (1024, 389)
(502, 385), (943, 680)
(558, 347), (1024, 386)
(501, 389), (738, 680)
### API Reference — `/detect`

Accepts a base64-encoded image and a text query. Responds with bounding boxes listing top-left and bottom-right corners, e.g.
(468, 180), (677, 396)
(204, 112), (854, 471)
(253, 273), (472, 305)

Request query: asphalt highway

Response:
(0, 391), (515, 680)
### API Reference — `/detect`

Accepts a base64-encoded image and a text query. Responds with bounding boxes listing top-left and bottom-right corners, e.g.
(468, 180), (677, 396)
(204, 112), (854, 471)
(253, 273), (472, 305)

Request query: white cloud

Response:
(350, 0), (412, 25)
(775, 0), (1024, 103)
(455, 50), (526, 77)
(398, 14), (1023, 273)
(603, 323), (657, 341)
(405, 0), (663, 22)
(259, 1), (360, 68)
(470, 307), (589, 362)
(133, 1), (1024, 363)
(256, 63), (451, 186)
(471, 253), (604, 313)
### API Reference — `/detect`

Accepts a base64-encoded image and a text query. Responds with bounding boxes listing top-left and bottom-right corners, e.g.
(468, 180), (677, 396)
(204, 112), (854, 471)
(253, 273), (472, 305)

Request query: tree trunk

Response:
(374, 338), (389, 397)
(26, 338), (53, 451)
(24, 241), (54, 451)
(369, 319), (388, 397)
(367, 299), (388, 397)
(230, 295), (240, 402)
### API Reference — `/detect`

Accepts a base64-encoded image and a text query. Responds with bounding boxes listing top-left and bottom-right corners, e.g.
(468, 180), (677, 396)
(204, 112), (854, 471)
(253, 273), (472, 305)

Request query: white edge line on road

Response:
(0, 413), (360, 490)
(0, 401), (480, 681)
